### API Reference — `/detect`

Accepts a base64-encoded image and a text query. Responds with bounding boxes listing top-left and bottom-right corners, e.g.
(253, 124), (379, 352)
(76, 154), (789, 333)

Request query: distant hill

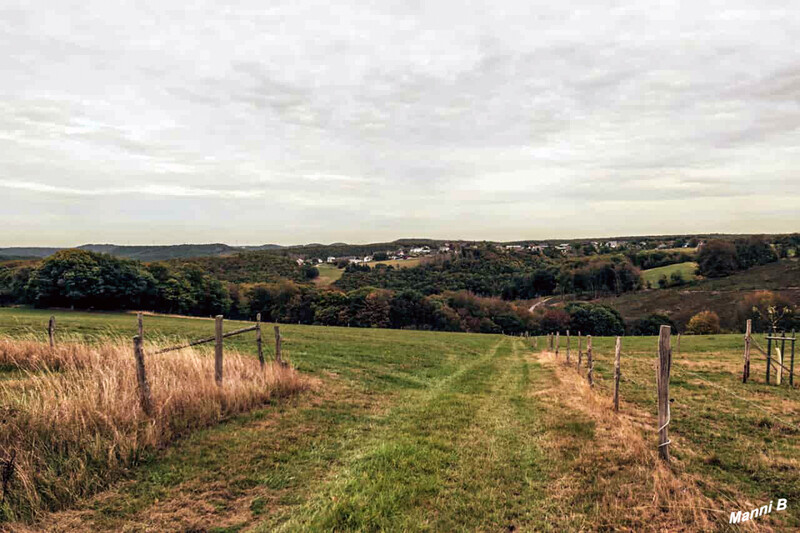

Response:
(0, 243), (247, 262)
(582, 259), (800, 331)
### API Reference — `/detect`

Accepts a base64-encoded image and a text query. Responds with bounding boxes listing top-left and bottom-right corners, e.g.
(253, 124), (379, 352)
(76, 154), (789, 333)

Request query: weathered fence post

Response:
(767, 327), (773, 385)
(274, 325), (283, 365)
(214, 315), (223, 385)
(577, 331), (582, 369)
(555, 332), (560, 358)
(586, 335), (593, 387)
(743, 319), (751, 384)
(780, 331), (787, 385)
(566, 330), (571, 363)
(256, 313), (264, 369)
(613, 336), (621, 412)
(48, 315), (56, 349)
(657, 325), (672, 462)
(133, 335), (154, 416)
(137, 312), (143, 339)
(791, 330), (796, 387)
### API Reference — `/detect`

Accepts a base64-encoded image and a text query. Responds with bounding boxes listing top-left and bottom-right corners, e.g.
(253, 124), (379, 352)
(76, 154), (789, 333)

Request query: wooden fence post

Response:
(791, 330), (796, 387)
(274, 325), (283, 365)
(613, 336), (621, 412)
(657, 325), (672, 462)
(766, 327), (773, 385)
(133, 335), (154, 416)
(137, 312), (143, 339)
(555, 332), (560, 358)
(214, 315), (223, 385)
(743, 319), (751, 383)
(566, 330), (571, 363)
(48, 316), (56, 349)
(780, 331), (787, 385)
(256, 313), (264, 368)
(586, 335), (593, 387)
(577, 331), (582, 369)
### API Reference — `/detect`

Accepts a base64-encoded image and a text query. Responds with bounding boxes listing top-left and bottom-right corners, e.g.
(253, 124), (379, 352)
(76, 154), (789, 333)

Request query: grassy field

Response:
(371, 257), (423, 268)
(596, 259), (800, 330)
(312, 263), (345, 286)
(1, 308), (798, 531)
(641, 261), (699, 285)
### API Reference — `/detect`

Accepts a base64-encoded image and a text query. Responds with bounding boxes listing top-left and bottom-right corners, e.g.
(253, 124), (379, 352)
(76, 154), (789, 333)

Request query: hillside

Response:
(169, 250), (306, 284)
(587, 259), (800, 330)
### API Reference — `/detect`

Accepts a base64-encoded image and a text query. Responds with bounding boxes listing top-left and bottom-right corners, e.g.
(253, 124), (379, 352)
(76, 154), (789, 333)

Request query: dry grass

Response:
(535, 350), (772, 532)
(0, 337), (307, 522)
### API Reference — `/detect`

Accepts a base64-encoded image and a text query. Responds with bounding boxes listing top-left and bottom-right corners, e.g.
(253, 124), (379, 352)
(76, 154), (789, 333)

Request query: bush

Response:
(564, 303), (625, 336)
(686, 311), (721, 335)
(630, 314), (676, 336)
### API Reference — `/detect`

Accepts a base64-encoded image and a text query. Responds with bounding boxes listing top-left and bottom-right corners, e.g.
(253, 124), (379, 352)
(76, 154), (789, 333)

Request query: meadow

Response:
(641, 261), (699, 285)
(0, 308), (798, 531)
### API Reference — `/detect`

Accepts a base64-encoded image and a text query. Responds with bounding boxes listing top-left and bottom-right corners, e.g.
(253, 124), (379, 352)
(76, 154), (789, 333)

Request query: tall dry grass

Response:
(0, 337), (307, 521)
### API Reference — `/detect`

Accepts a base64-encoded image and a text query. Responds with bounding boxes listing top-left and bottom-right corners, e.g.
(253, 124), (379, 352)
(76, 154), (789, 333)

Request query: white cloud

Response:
(1, 1), (799, 245)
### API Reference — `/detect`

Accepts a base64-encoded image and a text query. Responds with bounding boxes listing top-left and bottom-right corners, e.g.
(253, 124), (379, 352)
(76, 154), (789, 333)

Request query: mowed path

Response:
(5, 318), (720, 532)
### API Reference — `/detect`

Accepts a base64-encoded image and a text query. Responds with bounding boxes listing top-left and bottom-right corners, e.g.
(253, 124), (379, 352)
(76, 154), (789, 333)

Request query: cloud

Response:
(1, 1), (799, 245)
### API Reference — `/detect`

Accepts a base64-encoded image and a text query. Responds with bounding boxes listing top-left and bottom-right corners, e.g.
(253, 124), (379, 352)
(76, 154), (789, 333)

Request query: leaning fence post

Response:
(743, 319), (751, 383)
(274, 325), (283, 365)
(133, 335), (154, 416)
(657, 325), (672, 462)
(48, 315), (56, 349)
(613, 336), (621, 412)
(555, 332), (560, 358)
(577, 331), (583, 369)
(566, 330), (571, 363)
(586, 335), (593, 387)
(256, 313), (264, 369)
(214, 315), (223, 385)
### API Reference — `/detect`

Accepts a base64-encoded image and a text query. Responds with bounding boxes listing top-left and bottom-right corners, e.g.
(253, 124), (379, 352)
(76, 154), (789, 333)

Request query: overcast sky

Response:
(2, 1), (799, 246)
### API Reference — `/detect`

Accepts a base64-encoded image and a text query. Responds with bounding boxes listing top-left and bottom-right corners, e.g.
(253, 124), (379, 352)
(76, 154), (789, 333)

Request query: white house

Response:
(326, 256), (336, 263)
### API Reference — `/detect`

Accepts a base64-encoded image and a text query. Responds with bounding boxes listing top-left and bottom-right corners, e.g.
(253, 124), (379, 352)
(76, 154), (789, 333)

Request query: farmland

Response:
(0, 308), (799, 531)
(641, 261), (699, 285)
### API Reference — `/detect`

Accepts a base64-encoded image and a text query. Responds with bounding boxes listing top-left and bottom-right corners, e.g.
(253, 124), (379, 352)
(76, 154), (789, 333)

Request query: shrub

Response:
(565, 303), (625, 336)
(630, 314), (677, 336)
(696, 240), (738, 278)
(686, 311), (721, 335)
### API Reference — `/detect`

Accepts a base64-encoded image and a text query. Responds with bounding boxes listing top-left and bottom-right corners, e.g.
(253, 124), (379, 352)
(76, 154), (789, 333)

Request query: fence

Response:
(41, 312), (288, 416)
(539, 325), (797, 463)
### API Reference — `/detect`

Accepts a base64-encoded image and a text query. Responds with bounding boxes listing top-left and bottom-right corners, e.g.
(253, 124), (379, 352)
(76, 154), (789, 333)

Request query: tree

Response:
(372, 252), (389, 261)
(696, 240), (738, 278)
(565, 303), (625, 336)
(630, 314), (676, 336)
(686, 311), (721, 335)
(734, 236), (777, 270)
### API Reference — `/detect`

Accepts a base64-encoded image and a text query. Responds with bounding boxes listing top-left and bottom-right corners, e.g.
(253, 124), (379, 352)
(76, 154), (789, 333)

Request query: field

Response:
(370, 257), (423, 268)
(312, 263), (345, 286)
(1, 308), (799, 531)
(596, 259), (800, 330)
(641, 261), (699, 285)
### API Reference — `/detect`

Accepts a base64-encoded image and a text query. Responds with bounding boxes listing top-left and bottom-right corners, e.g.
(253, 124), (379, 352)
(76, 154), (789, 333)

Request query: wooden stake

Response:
(256, 313), (264, 368)
(767, 328), (773, 385)
(555, 332), (560, 357)
(743, 319), (751, 383)
(48, 315), (56, 349)
(791, 330), (796, 387)
(613, 336), (621, 412)
(274, 325), (283, 365)
(657, 325), (672, 462)
(780, 331), (787, 385)
(133, 335), (153, 416)
(566, 330), (571, 363)
(214, 315), (223, 385)
(577, 331), (582, 369)
(586, 335), (593, 387)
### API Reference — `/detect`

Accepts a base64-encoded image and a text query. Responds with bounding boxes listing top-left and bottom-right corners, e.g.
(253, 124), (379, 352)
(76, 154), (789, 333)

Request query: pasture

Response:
(0, 308), (798, 531)
(641, 261), (699, 285)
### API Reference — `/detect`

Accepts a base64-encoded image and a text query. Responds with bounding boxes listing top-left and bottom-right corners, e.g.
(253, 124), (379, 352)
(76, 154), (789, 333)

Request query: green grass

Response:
(641, 261), (698, 285)
(1, 308), (799, 530)
(313, 263), (344, 286)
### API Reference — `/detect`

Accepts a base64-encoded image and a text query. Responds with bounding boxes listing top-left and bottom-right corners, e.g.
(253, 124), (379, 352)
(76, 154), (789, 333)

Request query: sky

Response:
(1, 1), (799, 246)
